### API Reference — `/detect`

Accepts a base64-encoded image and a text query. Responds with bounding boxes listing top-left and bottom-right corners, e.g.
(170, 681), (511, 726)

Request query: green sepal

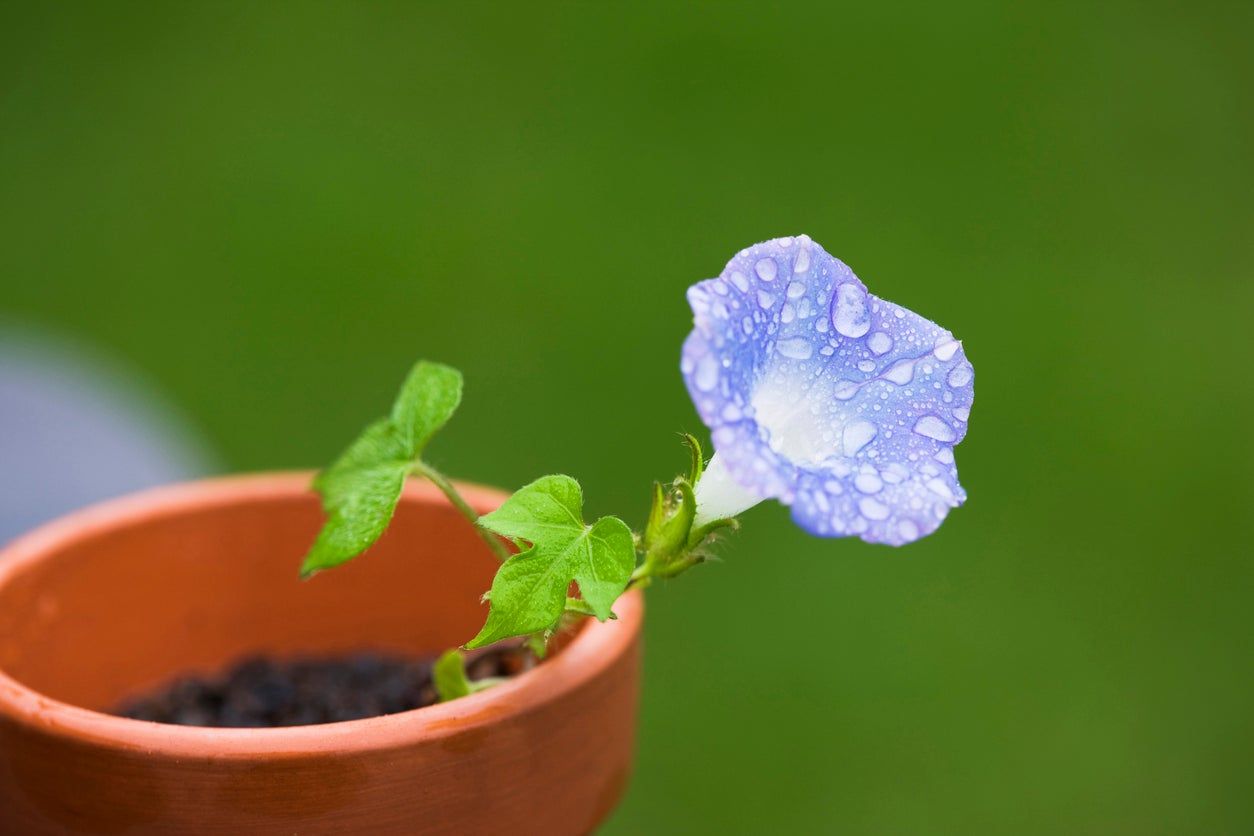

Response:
(682, 432), (705, 485)
(658, 478), (696, 555)
(640, 476), (698, 579)
(644, 481), (667, 548)
(688, 515), (740, 549)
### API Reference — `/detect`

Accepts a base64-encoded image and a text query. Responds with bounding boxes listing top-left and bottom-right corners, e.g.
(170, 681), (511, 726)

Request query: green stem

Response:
(413, 461), (513, 563)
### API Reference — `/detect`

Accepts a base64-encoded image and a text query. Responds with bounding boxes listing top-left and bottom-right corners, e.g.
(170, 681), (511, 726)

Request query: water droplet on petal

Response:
(933, 338), (960, 361)
(953, 406), (970, 422)
(857, 359), (876, 373)
(881, 462), (909, 483)
(729, 271), (750, 293)
(781, 303), (796, 323)
(842, 420), (877, 455)
(755, 258), (778, 281)
(833, 380), (859, 400)
(854, 472), (883, 493)
(793, 247), (811, 274)
(859, 496), (890, 520)
(948, 364), (973, 387)
(914, 415), (956, 442)
(884, 359), (915, 385)
(934, 448), (955, 464)
(832, 283), (871, 338)
(786, 280), (806, 299)
(868, 332), (893, 355)
(776, 337), (813, 360)
(926, 477), (956, 502)
(695, 355), (719, 392)
(757, 289), (775, 309)
(898, 519), (920, 540)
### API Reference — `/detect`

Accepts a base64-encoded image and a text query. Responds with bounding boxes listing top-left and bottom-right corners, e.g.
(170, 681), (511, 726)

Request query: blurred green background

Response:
(2, 1), (1251, 832)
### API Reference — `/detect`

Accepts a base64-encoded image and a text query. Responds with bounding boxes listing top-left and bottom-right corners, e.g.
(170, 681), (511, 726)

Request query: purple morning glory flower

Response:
(682, 235), (974, 546)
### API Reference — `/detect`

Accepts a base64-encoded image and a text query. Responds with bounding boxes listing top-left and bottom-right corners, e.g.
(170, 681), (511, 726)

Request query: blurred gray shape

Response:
(0, 324), (217, 544)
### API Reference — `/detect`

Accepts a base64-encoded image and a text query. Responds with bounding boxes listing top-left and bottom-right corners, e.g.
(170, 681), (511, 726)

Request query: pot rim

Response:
(0, 472), (644, 759)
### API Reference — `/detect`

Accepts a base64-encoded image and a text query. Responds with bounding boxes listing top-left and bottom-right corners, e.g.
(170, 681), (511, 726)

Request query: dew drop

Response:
(832, 283), (870, 338)
(695, 355), (719, 392)
(793, 247), (811, 274)
(881, 462), (909, 483)
(729, 271), (750, 293)
(857, 359), (876, 373)
(854, 472), (884, 494)
(757, 290), (775, 309)
(842, 420), (877, 456)
(833, 380), (859, 400)
(786, 280), (806, 299)
(868, 332), (893, 355)
(755, 258), (778, 282)
(884, 359), (915, 385)
(948, 364), (973, 388)
(926, 477), (956, 502)
(781, 303), (796, 323)
(953, 406), (970, 422)
(898, 519), (920, 540)
(934, 447), (955, 464)
(858, 496), (890, 520)
(913, 415), (955, 442)
(776, 337), (813, 360)
(933, 338), (960, 361)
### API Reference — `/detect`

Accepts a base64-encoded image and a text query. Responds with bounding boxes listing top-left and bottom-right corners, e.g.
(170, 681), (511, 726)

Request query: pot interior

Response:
(0, 481), (500, 712)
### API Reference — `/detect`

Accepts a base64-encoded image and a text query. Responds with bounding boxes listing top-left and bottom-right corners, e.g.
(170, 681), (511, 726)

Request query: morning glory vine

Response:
(300, 235), (975, 698)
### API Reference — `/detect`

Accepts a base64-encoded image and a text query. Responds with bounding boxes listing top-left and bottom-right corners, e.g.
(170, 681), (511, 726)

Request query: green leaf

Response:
(525, 632), (551, 659)
(565, 596), (616, 619)
(433, 649), (472, 701)
(466, 475), (635, 648)
(391, 361), (463, 453)
(299, 361), (463, 577)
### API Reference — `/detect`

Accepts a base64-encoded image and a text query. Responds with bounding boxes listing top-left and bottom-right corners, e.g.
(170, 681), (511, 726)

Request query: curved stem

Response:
(413, 461), (513, 563)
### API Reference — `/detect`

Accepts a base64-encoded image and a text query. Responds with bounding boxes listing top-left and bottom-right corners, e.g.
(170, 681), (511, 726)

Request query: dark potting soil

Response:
(113, 646), (535, 728)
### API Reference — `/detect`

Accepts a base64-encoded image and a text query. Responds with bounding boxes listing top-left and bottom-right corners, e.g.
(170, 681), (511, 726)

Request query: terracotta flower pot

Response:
(0, 473), (643, 835)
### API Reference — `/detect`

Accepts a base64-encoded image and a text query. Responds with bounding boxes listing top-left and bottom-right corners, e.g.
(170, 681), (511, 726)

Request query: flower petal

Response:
(681, 235), (974, 545)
